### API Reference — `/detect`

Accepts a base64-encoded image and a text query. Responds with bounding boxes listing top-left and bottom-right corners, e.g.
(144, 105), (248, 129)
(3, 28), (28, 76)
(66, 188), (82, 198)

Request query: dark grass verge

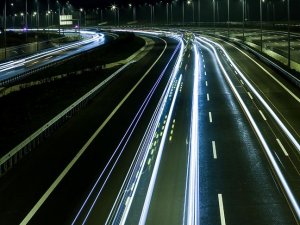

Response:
(0, 33), (145, 156)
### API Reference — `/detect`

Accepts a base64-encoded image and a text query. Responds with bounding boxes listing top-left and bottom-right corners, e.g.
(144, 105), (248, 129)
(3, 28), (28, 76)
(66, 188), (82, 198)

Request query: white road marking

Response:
(218, 194), (226, 225)
(276, 138), (289, 156)
(247, 92), (253, 100)
(212, 141), (217, 159)
(240, 79), (244, 85)
(207, 93), (210, 101)
(259, 110), (267, 121)
(209, 112), (212, 123)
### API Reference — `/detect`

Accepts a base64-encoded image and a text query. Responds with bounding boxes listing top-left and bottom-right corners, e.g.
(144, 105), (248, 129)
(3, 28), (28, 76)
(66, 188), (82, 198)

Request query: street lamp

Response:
(227, 0), (230, 38)
(241, 0), (245, 42)
(286, 0), (290, 67)
(166, 3), (169, 25)
(111, 5), (119, 26)
(198, 0), (200, 25)
(260, 0), (265, 52)
(213, 0), (215, 34)
(182, 0), (185, 25)
(187, 0), (194, 24)
(4, 0), (7, 59)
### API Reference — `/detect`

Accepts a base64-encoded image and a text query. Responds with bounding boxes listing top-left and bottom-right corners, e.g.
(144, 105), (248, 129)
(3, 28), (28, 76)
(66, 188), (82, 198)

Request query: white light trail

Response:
(184, 43), (200, 225)
(138, 74), (183, 225)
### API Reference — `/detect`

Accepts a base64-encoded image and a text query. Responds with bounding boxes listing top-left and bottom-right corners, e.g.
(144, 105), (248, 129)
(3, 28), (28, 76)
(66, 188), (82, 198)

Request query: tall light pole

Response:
(198, 0), (200, 25)
(260, 0), (263, 52)
(182, 0), (185, 25)
(25, 0), (28, 42)
(188, 0), (194, 24)
(166, 3), (169, 24)
(227, 0), (230, 38)
(171, 1), (173, 24)
(57, 1), (61, 35)
(242, 0), (245, 41)
(4, 0), (7, 59)
(287, 0), (290, 67)
(213, 0), (215, 35)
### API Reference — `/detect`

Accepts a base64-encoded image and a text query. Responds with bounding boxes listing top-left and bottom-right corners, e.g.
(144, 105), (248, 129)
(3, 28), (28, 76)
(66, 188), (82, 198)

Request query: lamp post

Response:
(242, 0), (245, 42)
(4, 0), (7, 59)
(227, 0), (229, 38)
(213, 0), (215, 35)
(287, 0), (290, 67)
(187, 0), (194, 24)
(166, 3), (169, 25)
(198, 0), (200, 25)
(260, 0), (264, 52)
(171, 1), (173, 24)
(182, 0), (185, 25)
(57, 1), (61, 35)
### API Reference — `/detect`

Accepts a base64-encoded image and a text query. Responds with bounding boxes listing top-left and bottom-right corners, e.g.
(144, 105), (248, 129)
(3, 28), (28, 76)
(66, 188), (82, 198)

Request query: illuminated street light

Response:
(227, 0), (230, 37)
(111, 4), (119, 26)
(187, 0), (195, 23)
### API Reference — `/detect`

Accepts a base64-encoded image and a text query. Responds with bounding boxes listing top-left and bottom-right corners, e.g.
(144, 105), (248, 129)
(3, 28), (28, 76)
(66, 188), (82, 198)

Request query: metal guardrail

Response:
(0, 61), (134, 177)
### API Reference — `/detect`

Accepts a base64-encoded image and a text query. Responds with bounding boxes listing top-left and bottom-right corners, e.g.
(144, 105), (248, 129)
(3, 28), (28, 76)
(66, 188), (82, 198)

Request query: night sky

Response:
(1, 0), (300, 21)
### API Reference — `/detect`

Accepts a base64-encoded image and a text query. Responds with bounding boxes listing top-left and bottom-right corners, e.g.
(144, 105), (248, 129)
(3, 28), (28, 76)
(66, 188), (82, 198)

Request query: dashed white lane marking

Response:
(206, 81), (208, 86)
(240, 79), (244, 85)
(218, 194), (227, 225)
(259, 110), (267, 121)
(276, 138), (289, 156)
(209, 112), (213, 123)
(212, 141), (217, 159)
(247, 92), (253, 100)
(207, 93), (210, 101)
(205, 71), (207, 76)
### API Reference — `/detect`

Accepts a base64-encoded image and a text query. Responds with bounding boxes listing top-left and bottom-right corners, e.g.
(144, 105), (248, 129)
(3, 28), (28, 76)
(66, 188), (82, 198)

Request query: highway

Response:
(0, 30), (105, 85)
(0, 28), (299, 225)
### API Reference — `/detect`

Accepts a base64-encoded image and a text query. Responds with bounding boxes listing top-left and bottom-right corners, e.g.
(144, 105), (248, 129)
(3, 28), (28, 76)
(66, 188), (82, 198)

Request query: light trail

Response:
(138, 74), (183, 225)
(0, 31), (104, 79)
(196, 36), (300, 222)
(184, 43), (200, 225)
(105, 34), (184, 225)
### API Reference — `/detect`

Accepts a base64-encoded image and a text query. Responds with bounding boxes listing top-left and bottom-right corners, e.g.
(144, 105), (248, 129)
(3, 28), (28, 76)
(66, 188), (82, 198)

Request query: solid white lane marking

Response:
(212, 141), (217, 159)
(259, 110), (267, 121)
(247, 92), (253, 100)
(209, 112), (212, 123)
(207, 93), (210, 101)
(218, 194), (226, 225)
(276, 138), (289, 156)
